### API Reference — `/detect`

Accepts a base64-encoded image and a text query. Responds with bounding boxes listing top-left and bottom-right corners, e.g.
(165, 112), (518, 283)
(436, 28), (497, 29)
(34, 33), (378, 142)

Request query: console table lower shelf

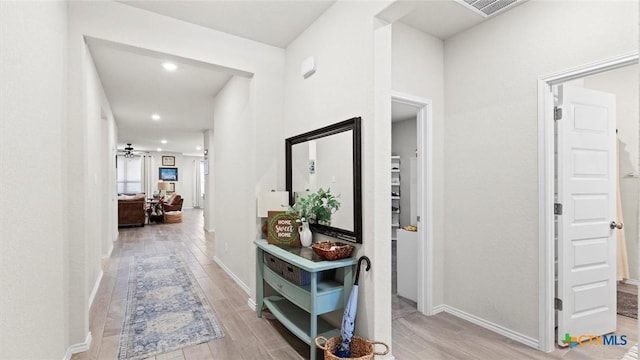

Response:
(255, 239), (356, 360)
(263, 296), (340, 344)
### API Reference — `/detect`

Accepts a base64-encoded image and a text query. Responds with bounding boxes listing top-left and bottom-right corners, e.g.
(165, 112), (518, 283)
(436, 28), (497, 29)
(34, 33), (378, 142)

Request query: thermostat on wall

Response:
(301, 56), (316, 79)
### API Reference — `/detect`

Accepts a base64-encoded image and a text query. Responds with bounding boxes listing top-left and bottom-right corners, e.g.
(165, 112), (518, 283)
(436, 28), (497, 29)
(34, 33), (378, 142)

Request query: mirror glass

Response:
(286, 118), (362, 243)
(291, 132), (353, 231)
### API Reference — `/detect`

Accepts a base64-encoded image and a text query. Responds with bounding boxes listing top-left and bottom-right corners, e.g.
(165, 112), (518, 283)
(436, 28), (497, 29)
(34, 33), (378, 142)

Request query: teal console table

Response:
(255, 239), (357, 360)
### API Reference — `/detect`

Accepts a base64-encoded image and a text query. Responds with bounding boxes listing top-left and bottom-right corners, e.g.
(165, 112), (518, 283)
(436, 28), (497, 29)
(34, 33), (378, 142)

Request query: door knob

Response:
(610, 221), (624, 230)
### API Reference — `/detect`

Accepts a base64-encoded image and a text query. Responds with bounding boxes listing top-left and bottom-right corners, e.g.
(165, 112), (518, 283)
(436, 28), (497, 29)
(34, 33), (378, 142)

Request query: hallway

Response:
(73, 209), (309, 360)
(76, 209), (637, 360)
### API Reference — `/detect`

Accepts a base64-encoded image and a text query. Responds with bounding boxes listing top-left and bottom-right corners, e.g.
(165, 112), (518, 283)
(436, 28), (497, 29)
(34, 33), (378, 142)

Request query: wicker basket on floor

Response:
(314, 336), (389, 360)
(164, 211), (182, 224)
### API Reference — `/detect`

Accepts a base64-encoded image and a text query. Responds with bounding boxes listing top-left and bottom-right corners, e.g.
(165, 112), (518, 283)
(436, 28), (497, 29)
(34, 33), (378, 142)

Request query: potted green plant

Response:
(289, 188), (341, 246)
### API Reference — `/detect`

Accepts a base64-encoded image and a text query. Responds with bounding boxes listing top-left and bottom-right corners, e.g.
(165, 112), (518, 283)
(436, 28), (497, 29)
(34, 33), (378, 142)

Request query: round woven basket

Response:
(164, 211), (182, 224)
(314, 336), (389, 360)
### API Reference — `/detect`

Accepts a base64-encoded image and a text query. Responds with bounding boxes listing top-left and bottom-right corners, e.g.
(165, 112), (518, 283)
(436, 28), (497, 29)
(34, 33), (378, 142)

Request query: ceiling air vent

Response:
(457, 0), (526, 17)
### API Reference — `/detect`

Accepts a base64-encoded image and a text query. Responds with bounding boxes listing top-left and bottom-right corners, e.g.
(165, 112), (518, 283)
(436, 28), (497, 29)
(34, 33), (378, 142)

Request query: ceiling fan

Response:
(117, 143), (147, 158)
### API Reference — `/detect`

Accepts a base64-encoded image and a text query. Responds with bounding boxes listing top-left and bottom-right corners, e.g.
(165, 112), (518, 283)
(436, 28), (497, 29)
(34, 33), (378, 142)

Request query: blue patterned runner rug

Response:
(118, 253), (224, 360)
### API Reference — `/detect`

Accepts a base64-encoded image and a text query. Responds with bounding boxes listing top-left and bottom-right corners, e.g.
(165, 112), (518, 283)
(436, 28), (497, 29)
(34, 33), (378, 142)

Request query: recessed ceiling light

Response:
(151, 114), (160, 121)
(162, 62), (177, 71)
(161, 139), (167, 144)
(157, 148), (162, 152)
(196, 146), (201, 150)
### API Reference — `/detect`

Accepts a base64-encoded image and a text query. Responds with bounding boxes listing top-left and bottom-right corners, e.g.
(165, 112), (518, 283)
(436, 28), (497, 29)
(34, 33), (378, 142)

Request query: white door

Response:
(556, 84), (617, 345)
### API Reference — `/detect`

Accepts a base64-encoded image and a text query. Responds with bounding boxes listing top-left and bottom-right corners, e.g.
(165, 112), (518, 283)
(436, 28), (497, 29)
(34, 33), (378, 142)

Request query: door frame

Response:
(391, 91), (434, 315)
(537, 51), (639, 352)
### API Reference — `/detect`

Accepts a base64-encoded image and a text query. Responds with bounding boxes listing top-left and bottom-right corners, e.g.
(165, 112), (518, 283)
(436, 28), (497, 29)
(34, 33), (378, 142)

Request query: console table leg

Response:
(256, 247), (264, 317)
(309, 272), (318, 360)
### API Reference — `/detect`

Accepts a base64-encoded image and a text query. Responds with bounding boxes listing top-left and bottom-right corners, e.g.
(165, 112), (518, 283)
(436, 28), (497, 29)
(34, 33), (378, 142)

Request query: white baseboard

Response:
(623, 278), (640, 286)
(247, 298), (257, 311)
(431, 304), (445, 314)
(203, 226), (215, 233)
(443, 305), (539, 350)
(213, 256), (250, 296)
(63, 332), (92, 360)
(88, 271), (103, 309)
(102, 242), (114, 260)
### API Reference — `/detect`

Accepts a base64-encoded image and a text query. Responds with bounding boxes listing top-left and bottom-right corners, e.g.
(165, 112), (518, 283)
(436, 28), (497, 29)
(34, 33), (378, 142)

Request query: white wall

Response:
(101, 100), (118, 258)
(584, 65), (639, 280)
(182, 156), (203, 209)
(147, 152), (201, 208)
(284, 0), (393, 350)
(109, 114), (119, 244)
(203, 130), (215, 231)
(84, 46), (111, 318)
(212, 76), (254, 293)
(443, 0), (638, 341)
(391, 118), (417, 227)
(391, 22), (446, 307)
(62, 38), (117, 348)
(0, 1), (69, 358)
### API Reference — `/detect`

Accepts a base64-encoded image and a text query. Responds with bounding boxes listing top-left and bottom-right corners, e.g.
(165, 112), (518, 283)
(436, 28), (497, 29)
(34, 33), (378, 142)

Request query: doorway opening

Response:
(538, 52), (639, 353)
(390, 92), (434, 318)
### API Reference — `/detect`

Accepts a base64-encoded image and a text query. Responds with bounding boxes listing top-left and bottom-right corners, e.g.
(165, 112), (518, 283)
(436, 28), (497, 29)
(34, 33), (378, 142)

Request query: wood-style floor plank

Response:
(74, 209), (637, 360)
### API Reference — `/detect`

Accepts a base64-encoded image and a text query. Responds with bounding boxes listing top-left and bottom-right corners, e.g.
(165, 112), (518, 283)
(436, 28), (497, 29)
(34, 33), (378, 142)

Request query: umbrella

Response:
(336, 256), (371, 358)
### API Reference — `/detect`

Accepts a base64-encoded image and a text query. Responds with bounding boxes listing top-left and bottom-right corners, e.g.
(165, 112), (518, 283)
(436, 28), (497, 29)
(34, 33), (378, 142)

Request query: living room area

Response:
(116, 152), (204, 227)
(93, 36), (213, 229)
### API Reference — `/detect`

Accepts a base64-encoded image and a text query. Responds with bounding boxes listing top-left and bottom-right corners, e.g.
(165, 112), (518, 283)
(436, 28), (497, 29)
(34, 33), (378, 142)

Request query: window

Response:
(117, 155), (143, 194)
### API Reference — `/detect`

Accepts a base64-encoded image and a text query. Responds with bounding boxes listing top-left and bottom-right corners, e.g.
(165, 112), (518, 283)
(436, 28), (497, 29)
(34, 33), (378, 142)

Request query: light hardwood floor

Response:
(392, 295), (636, 359)
(75, 209), (637, 360)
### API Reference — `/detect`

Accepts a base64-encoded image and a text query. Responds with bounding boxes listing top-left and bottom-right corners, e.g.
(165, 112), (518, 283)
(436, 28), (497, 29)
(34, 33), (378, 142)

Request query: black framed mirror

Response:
(286, 117), (362, 243)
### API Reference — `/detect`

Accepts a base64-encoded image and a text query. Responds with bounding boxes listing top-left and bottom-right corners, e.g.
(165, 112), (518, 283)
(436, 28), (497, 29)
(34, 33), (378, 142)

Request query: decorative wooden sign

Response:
(267, 211), (301, 247)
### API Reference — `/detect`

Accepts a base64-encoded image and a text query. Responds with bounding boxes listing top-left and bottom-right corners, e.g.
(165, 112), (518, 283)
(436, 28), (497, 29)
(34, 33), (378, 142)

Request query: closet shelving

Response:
(391, 155), (401, 240)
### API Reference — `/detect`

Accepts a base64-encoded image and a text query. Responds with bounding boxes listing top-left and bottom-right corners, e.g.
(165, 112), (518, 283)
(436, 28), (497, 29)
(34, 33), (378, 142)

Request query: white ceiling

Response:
(118, 0), (336, 48)
(379, 0), (527, 40)
(89, 0), (525, 157)
(86, 38), (234, 156)
(392, 102), (418, 122)
(399, 1), (485, 40)
(377, 0), (482, 40)
(89, 1), (335, 157)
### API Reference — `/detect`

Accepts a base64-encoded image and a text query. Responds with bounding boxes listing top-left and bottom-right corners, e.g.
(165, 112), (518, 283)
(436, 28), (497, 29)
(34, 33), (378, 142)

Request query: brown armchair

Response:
(163, 194), (183, 212)
(118, 194), (146, 227)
